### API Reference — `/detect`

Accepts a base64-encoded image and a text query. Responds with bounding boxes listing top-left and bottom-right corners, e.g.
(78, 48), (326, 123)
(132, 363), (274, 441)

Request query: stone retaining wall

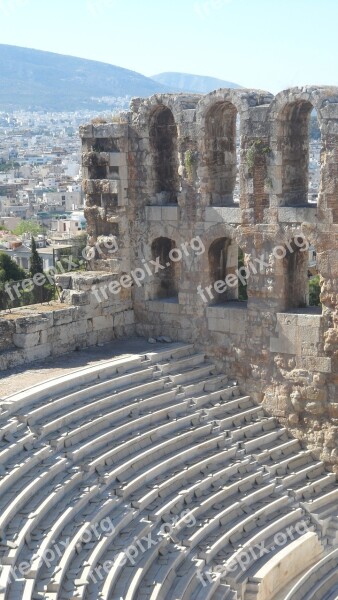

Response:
(0, 272), (135, 372)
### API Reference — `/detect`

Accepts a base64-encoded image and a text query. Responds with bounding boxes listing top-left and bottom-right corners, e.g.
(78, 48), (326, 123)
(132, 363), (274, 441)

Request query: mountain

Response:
(0, 44), (171, 112)
(151, 72), (241, 94)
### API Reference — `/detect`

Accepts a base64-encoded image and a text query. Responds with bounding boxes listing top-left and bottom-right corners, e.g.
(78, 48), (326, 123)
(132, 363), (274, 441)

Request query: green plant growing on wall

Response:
(246, 140), (271, 176)
(309, 275), (321, 306)
(238, 248), (248, 302)
(184, 150), (197, 182)
(91, 116), (108, 125)
(265, 176), (273, 190)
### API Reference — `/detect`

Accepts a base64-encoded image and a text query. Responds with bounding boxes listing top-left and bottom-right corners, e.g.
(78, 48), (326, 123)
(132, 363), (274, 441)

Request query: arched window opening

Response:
(309, 110), (321, 204)
(283, 237), (320, 310)
(280, 101), (320, 206)
(234, 114), (241, 203)
(149, 106), (179, 204)
(308, 245), (321, 307)
(89, 164), (106, 179)
(205, 102), (239, 206)
(150, 237), (179, 299)
(208, 237), (247, 304)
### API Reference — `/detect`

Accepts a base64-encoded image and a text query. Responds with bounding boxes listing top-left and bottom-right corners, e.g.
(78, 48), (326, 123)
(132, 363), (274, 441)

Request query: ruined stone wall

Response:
(0, 272), (135, 372)
(79, 86), (337, 469)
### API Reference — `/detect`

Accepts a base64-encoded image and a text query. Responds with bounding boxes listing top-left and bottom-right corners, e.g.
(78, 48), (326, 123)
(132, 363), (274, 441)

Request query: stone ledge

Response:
(297, 356), (332, 373)
(207, 303), (248, 335)
(278, 206), (318, 223)
(147, 298), (180, 314)
(145, 206), (178, 221)
(205, 206), (242, 223)
(276, 311), (322, 326)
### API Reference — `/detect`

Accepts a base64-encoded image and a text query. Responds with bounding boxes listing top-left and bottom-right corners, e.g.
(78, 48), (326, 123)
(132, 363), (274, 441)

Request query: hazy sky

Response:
(0, 0), (337, 93)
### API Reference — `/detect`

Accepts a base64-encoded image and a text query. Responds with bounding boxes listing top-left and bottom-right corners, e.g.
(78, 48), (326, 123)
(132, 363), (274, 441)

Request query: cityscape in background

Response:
(0, 109), (322, 272)
(0, 109), (107, 271)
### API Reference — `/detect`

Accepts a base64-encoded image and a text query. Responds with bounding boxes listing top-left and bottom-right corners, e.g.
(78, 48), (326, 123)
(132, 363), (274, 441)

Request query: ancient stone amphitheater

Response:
(0, 86), (337, 599)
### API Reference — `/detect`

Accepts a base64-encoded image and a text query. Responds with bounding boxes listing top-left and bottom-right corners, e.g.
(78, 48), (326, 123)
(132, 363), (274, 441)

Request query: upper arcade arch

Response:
(204, 101), (238, 206)
(149, 104), (179, 203)
(196, 89), (273, 207)
(277, 99), (319, 206)
(267, 87), (338, 209)
(150, 236), (180, 299)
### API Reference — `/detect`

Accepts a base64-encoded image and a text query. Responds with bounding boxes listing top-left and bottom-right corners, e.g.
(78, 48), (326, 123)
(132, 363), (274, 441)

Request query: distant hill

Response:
(151, 72), (241, 94)
(0, 44), (171, 112)
(0, 45), (243, 112)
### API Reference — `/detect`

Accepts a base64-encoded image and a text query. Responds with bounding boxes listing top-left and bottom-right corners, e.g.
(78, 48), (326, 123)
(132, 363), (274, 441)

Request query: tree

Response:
(30, 237), (43, 278)
(13, 220), (41, 236)
(30, 237), (45, 303)
(0, 252), (26, 282)
(309, 275), (321, 306)
(0, 252), (26, 310)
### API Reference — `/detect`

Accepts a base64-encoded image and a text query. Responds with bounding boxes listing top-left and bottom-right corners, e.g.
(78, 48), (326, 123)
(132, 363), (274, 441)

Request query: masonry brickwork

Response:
(80, 86), (338, 470)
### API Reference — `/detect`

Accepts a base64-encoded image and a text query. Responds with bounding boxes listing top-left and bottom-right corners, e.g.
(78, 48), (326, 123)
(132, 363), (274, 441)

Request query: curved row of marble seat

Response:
(284, 548), (338, 600)
(0, 344), (238, 596)
(0, 343), (337, 600)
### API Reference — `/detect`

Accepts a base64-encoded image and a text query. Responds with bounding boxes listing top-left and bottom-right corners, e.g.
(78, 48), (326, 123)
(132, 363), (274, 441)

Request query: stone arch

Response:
(197, 89), (273, 207)
(204, 101), (238, 206)
(208, 237), (237, 302)
(268, 88), (328, 208)
(150, 236), (180, 299)
(196, 88), (273, 123)
(204, 225), (248, 304)
(284, 237), (309, 308)
(280, 100), (318, 206)
(276, 235), (320, 311)
(149, 105), (179, 203)
(134, 94), (186, 129)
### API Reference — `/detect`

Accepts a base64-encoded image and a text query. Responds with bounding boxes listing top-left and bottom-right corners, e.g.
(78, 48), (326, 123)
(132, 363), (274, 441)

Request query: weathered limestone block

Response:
(53, 307), (77, 326)
(124, 310), (135, 325)
(0, 320), (15, 351)
(305, 402), (326, 415)
(324, 327), (338, 354)
(290, 389), (303, 412)
(297, 356), (332, 373)
(71, 292), (91, 306)
(82, 151), (109, 167)
(56, 275), (73, 290)
(0, 349), (25, 371)
(15, 313), (53, 334)
(23, 343), (52, 362)
(92, 315), (114, 331)
(13, 332), (40, 349)
(207, 317), (230, 333)
(304, 386), (328, 403)
(84, 179), (119, 195)
(52, 320), (88, 346)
